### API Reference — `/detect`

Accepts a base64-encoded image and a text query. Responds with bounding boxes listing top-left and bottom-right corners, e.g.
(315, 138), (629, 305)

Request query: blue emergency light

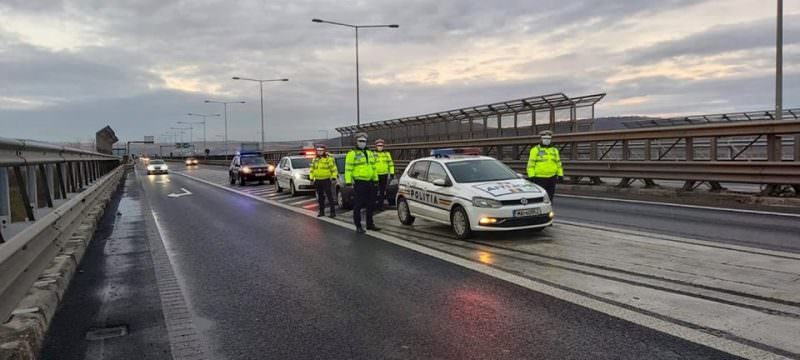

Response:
(430, 148), (481, 157)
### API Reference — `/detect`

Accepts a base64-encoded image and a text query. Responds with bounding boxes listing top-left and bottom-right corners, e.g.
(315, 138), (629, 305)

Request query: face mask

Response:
(542, 137), (552, 146)
(376, 146), (384, 151)
(357, 141), (367, 149)
(316, 149), (325, 156)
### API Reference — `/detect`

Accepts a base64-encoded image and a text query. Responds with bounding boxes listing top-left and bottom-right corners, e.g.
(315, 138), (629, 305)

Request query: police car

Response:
(274, 155), (314, 196)
(396, 149), (553, 239)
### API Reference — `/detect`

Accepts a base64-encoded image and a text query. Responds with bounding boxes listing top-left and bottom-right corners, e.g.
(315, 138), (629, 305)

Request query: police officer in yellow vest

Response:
(527, 130), (563, 203)
(310, 144), (338, 218)
(374, 139), (395, 211)
(345, 133), (380, 233)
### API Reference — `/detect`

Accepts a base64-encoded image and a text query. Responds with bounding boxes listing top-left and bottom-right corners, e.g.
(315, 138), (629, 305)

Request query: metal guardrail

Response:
(164, 120), (800, 192)
(0, 137), (121, 322)
(0, 137), (121, 242)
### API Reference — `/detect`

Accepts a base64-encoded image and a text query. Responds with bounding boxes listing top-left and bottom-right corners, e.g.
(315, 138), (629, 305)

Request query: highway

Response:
(37, 165), (740, 359)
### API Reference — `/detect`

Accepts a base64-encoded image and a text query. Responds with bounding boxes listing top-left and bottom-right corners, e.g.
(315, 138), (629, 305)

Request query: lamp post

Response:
(205, 100), (246, 160)
(312, 18), (398, 125)
(186, 113), (220, 155)
(231, 77), (288, 152)
(776, 0), (783, 121)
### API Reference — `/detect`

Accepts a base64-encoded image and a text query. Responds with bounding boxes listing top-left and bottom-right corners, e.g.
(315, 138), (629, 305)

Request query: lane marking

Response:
(167, 188), (193, 198)
(172, 171), (789, 360)
(142, 177), (211, 359)
(288, 198), (317, 206)
(558, 194), (800, 218)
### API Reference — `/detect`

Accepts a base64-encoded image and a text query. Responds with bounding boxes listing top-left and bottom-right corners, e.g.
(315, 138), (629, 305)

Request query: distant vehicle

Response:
(229, 152), (272, 186)
(185, 157), (199, 166)
(396, 153), (553, 239)
(146, 159), (168, 175)
(274, 156), (313, 196)
(332, 154), (398, 210)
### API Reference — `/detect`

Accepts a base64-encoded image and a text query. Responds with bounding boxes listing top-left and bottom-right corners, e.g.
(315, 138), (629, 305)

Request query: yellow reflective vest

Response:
(375, 151), (395, 175)
(309, 155), (338, 180)
(527, 145), (563, 178)
(345, 149), (378, 183)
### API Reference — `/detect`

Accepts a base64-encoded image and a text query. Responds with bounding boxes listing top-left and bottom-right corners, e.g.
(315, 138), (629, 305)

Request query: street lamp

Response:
(231, 76), (288, 152)
(186, 113), (220, 155)
(204, 100), (246, 160)
(776, 0), (783, 121)
(312, 18), (399, 125)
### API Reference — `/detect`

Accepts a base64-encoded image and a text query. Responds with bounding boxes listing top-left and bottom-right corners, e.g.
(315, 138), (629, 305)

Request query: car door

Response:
(405, 161), (430, 217)
(280, 158), (292, 187)
(425, 161), (453, 223)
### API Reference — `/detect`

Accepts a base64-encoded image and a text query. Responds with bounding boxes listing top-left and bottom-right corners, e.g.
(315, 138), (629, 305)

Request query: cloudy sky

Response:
(1, 0), (798, 143)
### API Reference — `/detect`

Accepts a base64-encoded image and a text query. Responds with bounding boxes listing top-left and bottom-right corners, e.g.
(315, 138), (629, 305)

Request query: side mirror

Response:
(432, 178), (450, 187)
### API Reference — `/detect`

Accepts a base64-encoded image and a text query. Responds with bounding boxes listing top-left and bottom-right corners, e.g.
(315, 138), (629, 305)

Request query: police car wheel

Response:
(275, 181), (282, 193)
(239, 176), (246, 186)
(397, 198), (415, 225)
(451, 206), (472, 239)
(290, 180), (298, 197)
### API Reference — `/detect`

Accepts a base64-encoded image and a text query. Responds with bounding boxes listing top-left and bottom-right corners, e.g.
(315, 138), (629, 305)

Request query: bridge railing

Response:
(0, 137), (121, 321)
(259, 120), (800, 192)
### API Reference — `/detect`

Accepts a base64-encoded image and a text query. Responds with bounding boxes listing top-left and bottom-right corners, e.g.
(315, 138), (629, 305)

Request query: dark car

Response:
(333, 154), (398, 209)
(229, 152), (274, 185)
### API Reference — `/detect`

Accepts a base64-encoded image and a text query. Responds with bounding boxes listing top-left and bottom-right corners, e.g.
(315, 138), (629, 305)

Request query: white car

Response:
(396, 154), (553, 239)
(274, 155), (314, 196)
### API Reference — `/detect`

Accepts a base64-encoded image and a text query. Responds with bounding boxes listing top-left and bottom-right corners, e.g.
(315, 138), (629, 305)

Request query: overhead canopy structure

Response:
(336, 92), (606, 137)
(622, 108), (800, 129)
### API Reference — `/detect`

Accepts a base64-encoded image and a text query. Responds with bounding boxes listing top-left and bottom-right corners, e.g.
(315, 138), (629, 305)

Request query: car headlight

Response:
(294, 173), (303, 180)
(267, 165), (275, 172)
(472, 197), (502, 208)
(147, 165), (155, 171)
(163, 165), (168, 170)
(242, 166), (252, 174)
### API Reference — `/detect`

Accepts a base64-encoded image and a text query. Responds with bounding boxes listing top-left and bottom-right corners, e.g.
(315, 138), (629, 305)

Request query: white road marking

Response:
(173, 171), (789, 360)
(558, 194), (800, 218)
(167, 188), (193, 198)
(288, 198), (317, 206)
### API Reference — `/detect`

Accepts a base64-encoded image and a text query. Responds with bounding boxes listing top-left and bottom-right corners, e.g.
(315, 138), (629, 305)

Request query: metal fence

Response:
(0, 137), (121, 322)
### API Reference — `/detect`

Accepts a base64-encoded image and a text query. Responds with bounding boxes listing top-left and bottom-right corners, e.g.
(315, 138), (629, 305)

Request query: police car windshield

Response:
(241, 156), (266, 166)
(291, 158), (310, 168)
(150, 160), (165, 165)
(445, 159), (517, 183)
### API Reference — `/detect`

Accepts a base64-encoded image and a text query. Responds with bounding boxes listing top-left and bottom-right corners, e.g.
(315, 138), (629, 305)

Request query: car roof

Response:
(413, 155), (496, 163)
(239, 152), (262, 156)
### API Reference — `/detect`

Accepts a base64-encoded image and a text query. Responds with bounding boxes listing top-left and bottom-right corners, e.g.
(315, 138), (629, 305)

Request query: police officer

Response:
(373, 139), (394, 211)
(345, 133), (380, 233)
(310, 144), (337, 218)
(526, 130), (563, 203)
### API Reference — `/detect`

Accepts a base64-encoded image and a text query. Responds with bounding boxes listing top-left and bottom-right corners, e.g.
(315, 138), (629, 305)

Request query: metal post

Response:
(685, 137), (694, 161)
(644, 140), (652, 161)
(532, 111), (537, 135)
(355, 27), (360, 125)
(549, 107), (555, 132)
(224, 103), (229, 159)
(710, 137), (718, 161)
(767, 134), (780, 161)
(777, 0), (783, 121)
(794, 135), (800, 161)
(260, 81), (264, 151)
(12, 166), (34, 221)
(38, 164), (53, 208)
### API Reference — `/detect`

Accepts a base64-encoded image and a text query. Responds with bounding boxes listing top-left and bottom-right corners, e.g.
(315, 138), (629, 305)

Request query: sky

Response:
(1, 0), (798, 144)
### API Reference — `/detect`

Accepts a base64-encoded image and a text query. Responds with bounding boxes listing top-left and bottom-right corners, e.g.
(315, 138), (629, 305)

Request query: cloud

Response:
(1, 0), (798, 144)
(627, 14), (800, 65)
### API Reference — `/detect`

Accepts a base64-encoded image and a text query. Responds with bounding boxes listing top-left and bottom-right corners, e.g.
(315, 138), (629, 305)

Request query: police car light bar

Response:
(430, 148), (481, 157)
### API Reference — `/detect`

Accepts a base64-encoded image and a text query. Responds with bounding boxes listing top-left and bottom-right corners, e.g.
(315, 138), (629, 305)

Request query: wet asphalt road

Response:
(554, 196), (800, 253)
(134, 169), (739, 359)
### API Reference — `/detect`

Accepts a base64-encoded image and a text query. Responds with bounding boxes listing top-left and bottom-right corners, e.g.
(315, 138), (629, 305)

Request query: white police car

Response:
(396, 149), (553, 239)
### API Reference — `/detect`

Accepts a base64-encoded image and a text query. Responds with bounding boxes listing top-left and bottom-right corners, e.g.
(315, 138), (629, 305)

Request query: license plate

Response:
(514, 208), (541, 217)
(255, 173), (266, 177)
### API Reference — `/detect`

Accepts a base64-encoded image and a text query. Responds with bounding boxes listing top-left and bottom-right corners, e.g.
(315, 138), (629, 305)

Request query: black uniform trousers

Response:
(315, 179), (335, 215)
(376, 174), (389, 210)
(353, 180), (376, 228)
(531, 176), (558, 204)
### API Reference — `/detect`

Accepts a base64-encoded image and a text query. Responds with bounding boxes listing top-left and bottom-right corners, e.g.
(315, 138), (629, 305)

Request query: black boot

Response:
(355, 227), (366, 234)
